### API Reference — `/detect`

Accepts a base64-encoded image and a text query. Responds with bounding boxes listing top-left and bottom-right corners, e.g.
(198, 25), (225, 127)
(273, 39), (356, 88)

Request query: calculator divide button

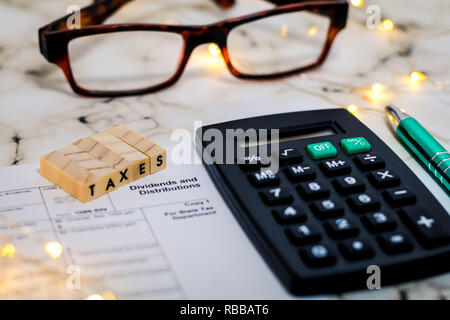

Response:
(347, 193), (381, 213)
(273, 205), (306, 224)
(319, 159), (351, 177)
(354, 153), (385, 171)
(248, 169), (280, 187)
(287, 224), (321, 244)
(285, 164), (316, 182)
(398, 207), (450, 248)
(260, 187), (293, 205)
(297, 181), (330, 200)
(333, 175), (365, 195)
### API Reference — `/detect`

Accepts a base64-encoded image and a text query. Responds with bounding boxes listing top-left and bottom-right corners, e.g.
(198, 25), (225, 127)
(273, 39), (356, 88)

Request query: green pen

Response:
(385, 105), (450, 194)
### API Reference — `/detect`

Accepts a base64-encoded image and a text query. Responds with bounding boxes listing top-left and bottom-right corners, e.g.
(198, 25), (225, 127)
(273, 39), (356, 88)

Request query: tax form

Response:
(0, 162), (293, 299)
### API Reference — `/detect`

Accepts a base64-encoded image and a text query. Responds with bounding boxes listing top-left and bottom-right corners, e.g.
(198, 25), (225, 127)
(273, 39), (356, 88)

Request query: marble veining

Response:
(0, 0), (449, 299)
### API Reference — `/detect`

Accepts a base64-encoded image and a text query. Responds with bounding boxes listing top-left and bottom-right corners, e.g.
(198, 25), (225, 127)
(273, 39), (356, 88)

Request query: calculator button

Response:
(368, 170), (400, 188)
(301, 244), (336, 267)
(306, 142), (337, 160)
(310, 199), (344, 219)
(297, 181), (330, 200)
(378, 233), (413, 254)
(279, 147), (303, 164)
(333, 175), (365, 195)
(325, 218), (359, 239)
(260, 187), (293, 205)
(347, 193), (381, 213)
(238, 154), (265, 171)
(340, 137), (371, 155)
(399, 207), (450, 248)
(382, 187), (416, 206)
(354, 153), (385, 171)
(361, 211), (396, 233)
(319, 159), (351, 176)
(248, 169), (280, 187)
(287, 224), (321, 244)
(285, 164), (316, 182)
(273, 205), (306, 224)
(339, 239), (374, 261)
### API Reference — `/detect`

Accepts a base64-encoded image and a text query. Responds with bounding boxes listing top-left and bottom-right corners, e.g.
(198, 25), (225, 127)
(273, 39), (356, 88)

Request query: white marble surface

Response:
(0, 0), (449, 299)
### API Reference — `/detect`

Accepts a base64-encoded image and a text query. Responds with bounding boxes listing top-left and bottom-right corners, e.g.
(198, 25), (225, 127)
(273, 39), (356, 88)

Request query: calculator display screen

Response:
(241, 128), (335, 148)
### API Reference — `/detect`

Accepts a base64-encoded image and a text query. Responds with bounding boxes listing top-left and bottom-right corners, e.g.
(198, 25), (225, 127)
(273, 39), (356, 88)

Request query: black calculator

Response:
(197, 108), (450, 295)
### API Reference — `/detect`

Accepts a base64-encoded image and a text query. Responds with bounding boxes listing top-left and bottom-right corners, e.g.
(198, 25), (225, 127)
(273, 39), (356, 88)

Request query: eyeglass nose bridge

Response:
(186, 27), (227, 49)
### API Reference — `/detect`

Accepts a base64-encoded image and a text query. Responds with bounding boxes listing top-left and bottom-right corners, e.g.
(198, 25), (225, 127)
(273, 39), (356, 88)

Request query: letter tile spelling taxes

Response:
(40, 126), (166, 202)
(108, 125), (166, 174)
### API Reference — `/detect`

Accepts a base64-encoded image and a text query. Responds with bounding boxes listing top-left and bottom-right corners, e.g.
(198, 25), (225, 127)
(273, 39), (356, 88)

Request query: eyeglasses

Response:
(39, 0), (348, 97)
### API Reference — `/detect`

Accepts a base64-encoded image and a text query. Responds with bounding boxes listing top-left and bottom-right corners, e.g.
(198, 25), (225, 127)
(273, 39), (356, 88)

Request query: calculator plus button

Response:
(320, 159), (351, 176)
(301, 244), (336, 267)
(399, 207), (450, 248)
(347, 193), (381, 213)
(378, 233), (413, 254)
(340, 137), (371, 155)
(333, 175), (365, 195)
(325, 218), (359, 239)
(297, 181), (330, 200)
(248, 169), (280, 187)
(354, 153), (385, 171)
(382, 187), (416, 206)
(339, 239), (374, 261)
(310, 199), (344, 219)
(273, 205), (306, 224)
(368, 170), (400, 188)
(287, 224), (321, 244)
(260, 187), (293, 205)
(285, 164), (316, 182)
(306, 142), (337, 160)
(362, 212), (397, 233)
(279, 147), (303, 164)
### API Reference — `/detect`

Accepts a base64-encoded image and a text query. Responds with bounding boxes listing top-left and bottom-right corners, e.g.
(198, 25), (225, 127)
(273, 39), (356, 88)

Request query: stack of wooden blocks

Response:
(40, 125), (166, 202)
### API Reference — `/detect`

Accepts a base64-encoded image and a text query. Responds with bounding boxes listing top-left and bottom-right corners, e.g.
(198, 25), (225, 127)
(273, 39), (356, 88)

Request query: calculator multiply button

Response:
(382, 187), (416, 206)
(285, 164), (316, 182)
(339, 239), (374, 261)
(361, 211), (397, 233)
(297, 181), (330, 200)
(320, 159), (351, 176)
(248, 169), (280, 187)
(333, 175), (365, 195)
(340, 137), (371, 155)
(301, 244), (336, 267)
(279, 147), (303, 164)
(347, 193), (381, 213)
(287, 224), (321, 244)
(354, 153), (385, 171)
(273, 205), (306, 224)
(310, 199), (344, 219)
(306, 142), (337, 160)
(378, 233), (413, 254)
(399, 207), (450, 248)
(260, 187), (293, 205)
(324, 217), (359, 239)
(368, 170), (400, 188)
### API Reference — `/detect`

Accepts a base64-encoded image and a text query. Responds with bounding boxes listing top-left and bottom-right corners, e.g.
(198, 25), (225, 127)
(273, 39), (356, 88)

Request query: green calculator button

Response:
(307, 142), (337, 160)
(341, 137), (371, 155)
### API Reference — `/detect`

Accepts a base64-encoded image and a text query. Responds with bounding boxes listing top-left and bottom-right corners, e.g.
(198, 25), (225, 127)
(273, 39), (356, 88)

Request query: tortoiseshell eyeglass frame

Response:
(39, 0), (348, 97)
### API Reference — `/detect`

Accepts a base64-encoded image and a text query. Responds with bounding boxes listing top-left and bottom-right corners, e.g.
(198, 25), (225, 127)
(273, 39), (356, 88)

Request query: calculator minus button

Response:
(399, 207), (450, 248)
(248, 169), (280, 187)
(260, 187), (293, 205)
(382, 187), (416, 206)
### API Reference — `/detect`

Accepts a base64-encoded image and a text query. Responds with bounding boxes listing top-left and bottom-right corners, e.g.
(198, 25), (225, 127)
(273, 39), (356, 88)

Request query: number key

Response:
(297, 181), (330, 200)
(260, 187), (293, 205)
(362, 211), (397, 233)
(287, 224), (321, 244)
(325, 217), (359, 239)
(333, 175), (365, 194)
(347, 193), (381, 213)
(273, 205), (306, 224)
(301, 244), (336, 267)
(310, 198), (344, 219)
